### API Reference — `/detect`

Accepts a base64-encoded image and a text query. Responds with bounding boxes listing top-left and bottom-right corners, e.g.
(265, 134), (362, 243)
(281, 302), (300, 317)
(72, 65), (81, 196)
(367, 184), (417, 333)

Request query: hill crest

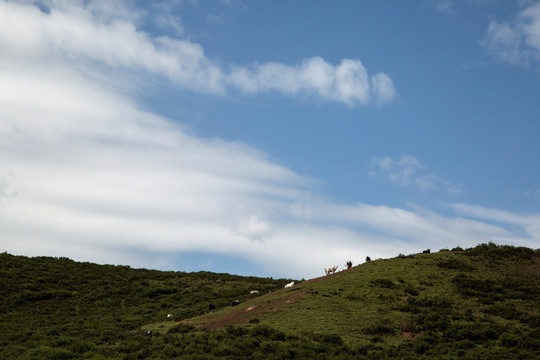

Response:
(2, 243), (539, 359)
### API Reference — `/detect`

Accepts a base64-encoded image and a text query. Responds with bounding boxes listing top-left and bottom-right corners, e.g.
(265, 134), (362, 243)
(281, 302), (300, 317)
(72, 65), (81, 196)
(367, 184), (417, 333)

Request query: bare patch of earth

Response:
(200, 289), (309, 330)
(402, 332), (419, 340)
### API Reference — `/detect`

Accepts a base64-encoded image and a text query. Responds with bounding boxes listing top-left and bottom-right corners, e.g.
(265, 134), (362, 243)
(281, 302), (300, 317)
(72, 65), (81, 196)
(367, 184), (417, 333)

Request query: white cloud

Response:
(152, 1), (184, 35)
(521, 3), (540, 53)
(370, 155), (462, 194)
(0, 0), (395, 107)
(436, 0), (457, 15)
(0, 71), (536, 277)
(450, 203), (540, 247)
(228, 57), (393, 107)
(483, 20), (528, 65)
(0, 0), (536, 279)
(371, 73), (397, 104)
(155, 13), (184, 34)
(234, 216), (273, 240)
(482, 2), (540, 65)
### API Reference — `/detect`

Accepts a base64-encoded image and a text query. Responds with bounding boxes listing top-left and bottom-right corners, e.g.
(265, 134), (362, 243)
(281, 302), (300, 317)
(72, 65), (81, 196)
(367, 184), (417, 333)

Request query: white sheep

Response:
(284, 281), (294, 288)
(325, 265), (338, 275)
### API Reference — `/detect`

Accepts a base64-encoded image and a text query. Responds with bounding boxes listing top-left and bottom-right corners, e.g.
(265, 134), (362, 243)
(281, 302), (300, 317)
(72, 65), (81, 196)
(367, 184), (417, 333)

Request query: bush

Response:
(312, 333), (344, 345)
(226, 325), (248, 336)
(69, 340), (95, 354)
(417, 313), (450, 332)
(168, 323), (195, 334)
(404, 286), (419, 296)
(370, 279), (395, 289)
(363, 323), (396, 335)
(30, 346), (75, 360)
(414, 340), (429, 354)
(500, 333), (519, 347)
(467, 243), (536, 260)
(437, 259), (474, 271)
(408, 296), (452, 309)
(452, 274), (496, 298)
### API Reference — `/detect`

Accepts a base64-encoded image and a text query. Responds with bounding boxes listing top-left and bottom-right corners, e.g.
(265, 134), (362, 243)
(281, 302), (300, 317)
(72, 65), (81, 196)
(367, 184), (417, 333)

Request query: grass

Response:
(175, 244), (540, 356)
(0, 253), (292, 359)
(1, 243), (539, 359)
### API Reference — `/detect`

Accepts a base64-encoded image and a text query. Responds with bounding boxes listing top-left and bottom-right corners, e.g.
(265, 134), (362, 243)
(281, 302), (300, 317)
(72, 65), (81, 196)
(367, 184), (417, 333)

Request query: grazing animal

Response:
(231, 300), (240, 306)
(365, 256), (371, 262)
(423, 249), (431, 254)
(250, 290), (259, 295)
(167, 314), (173, 320)
(284, 281), (294, 289)
(209, 303), (216, 311)
(325, 266), (336, 275)
(345, 261), (353, 269)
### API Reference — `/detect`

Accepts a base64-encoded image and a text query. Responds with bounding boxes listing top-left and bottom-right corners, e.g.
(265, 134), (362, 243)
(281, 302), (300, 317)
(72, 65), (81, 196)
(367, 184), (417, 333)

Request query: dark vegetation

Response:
(0, 253), (290, 359)
(1, 243), (539, 359)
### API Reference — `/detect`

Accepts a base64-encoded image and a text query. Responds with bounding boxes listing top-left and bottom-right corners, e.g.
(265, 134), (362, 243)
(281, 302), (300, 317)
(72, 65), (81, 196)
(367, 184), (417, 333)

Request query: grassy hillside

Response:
(0, 253), (291, 359)
(2, 243), (539, 359)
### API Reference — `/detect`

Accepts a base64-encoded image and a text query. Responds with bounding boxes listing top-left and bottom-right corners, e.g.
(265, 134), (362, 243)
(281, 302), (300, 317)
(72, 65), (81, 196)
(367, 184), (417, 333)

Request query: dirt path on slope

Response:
(200, 289), (310, 330)
(196, 271), (353, 330)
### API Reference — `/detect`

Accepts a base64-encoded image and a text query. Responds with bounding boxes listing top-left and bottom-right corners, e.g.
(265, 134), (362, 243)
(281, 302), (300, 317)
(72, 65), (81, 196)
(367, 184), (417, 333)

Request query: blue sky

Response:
(0, 0), (539, 279)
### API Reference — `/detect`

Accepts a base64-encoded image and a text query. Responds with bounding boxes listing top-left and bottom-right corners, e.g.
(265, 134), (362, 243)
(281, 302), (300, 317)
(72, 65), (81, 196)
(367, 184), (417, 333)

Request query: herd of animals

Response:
(151, 250), (432, 330)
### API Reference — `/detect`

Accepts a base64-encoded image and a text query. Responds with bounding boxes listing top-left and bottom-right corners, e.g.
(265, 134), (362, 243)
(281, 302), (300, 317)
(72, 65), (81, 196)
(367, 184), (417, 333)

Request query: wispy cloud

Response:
(0, 0), (395, 107)
(482, 2), (540, 65)
(370, 155), (462, 194)
(436, 0), (458, 15)
(451, 203), (540, 246)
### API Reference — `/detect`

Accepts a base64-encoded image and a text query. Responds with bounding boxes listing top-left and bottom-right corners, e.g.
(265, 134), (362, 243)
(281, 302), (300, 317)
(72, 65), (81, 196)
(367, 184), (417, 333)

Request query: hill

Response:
(0, 253), (291, 359)
(1, 243), (539, 359)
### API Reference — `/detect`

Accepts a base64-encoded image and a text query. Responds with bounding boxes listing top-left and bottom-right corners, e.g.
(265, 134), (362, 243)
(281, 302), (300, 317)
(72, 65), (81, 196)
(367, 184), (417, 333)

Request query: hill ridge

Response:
(1, 243), (539, 359)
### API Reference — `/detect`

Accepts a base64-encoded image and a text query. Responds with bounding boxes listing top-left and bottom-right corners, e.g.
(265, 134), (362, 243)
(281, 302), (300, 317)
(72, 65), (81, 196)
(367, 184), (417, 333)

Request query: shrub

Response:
(312, 333), (344, 345)
(408, 296), (452, 309)
(251, 325), (273, 338)
(363, 323), (396, 335)
(467, 243), (536, 260)
(370, 279), (395, 288)
(437, 259), (474, 271)
(168, 323), (195, 334)
(404, 286), (419, 296)
(481, 326), (499, 340)
(500, 333), (519, 347)
(417, 313), (450, 332)
(30, 346), (75, 360)
(69, 340), (95, 354)
(226, 325), (248, 336)
(452, 274), (496, 298)
(414, 340), (429, 354)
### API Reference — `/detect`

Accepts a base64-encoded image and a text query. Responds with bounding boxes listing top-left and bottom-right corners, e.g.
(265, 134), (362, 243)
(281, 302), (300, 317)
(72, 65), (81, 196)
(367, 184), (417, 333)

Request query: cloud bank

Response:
(0, 0), (537, 278)
(0, 0), (395, 107)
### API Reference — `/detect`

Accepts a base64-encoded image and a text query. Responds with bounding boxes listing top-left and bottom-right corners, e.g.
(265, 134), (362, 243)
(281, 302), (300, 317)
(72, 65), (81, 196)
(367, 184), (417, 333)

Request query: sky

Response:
(0, 0), (539, 279)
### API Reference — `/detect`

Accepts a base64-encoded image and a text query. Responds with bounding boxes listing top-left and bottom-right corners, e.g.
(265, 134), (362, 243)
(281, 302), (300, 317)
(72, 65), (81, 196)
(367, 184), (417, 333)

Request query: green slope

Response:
(1, 243), (539, 359)
(162, 244), (540, 358)
(0, 253), (291, 359)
